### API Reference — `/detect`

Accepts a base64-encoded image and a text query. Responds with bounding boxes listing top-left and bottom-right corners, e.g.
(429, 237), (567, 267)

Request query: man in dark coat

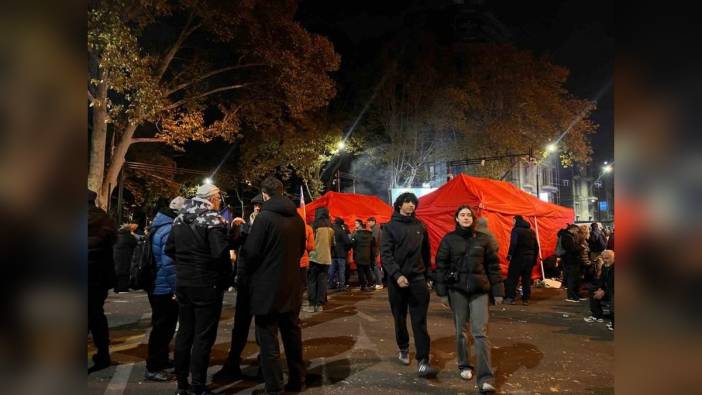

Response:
(381, 192), (436, 378)
(505, 215), (539, 305)
(112, 223), (137, 292)
(165, 183), (239, 395)
(213, 194), (261, 383)
(351, 219), (375, 291)
(560, 224), (583, 302)
(329, 217), (351, 289)
(239, 177), (307, 394)
(88, 189), (117, 373)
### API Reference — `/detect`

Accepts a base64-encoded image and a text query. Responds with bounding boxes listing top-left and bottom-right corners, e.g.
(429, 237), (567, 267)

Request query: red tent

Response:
(300, 191), (393, 231)
(416, 174), (574, 278)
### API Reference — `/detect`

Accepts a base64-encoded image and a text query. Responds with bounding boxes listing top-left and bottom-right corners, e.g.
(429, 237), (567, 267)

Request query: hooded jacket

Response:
(332, 220), (352, 258)
(380, 212), (431, 282)
(240, 195), (306, 316)
(150, 210), (177, 295)
(165, 197), (233, 288)
(434, 225), (504, 298)
(88, 204), (117, 289)
(507, 216), (538, 264)
(560, 226), (583, 267)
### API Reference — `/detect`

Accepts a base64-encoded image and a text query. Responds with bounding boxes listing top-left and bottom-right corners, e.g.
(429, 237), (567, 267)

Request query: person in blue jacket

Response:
(144, 196), (185, 381)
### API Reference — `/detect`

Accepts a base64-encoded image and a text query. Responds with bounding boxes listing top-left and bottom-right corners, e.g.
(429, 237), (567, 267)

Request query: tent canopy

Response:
(301, 191), (393, 230)
(416, 174), (574, 277)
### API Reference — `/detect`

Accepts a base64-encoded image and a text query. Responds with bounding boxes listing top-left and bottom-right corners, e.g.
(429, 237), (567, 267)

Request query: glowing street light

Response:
(337, 141), (346, 150)
(602, 165), (613, 174)
(546, 143), (557, 153)
(204, 177), (213, 185)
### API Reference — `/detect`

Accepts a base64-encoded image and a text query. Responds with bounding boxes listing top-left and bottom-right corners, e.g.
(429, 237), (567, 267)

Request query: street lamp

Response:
(602, 164), (613, 174)
(546, 143), (557, 153)
(204, 177), (213, 185)
(337, 141), (346, 150)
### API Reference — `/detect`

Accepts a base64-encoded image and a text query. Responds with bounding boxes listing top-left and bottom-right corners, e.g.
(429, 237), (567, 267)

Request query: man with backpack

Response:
(165, 184), (242, 395)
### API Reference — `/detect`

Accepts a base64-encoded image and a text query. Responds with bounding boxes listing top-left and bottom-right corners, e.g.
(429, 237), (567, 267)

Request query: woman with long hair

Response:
(434, 205), (504, 393)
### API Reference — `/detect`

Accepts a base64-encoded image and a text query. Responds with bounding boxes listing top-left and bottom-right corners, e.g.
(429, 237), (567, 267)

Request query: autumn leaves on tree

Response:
(88, 0), (340, 208)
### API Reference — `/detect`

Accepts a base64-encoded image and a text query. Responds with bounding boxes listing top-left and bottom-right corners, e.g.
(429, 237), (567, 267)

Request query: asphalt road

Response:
(88, 285), (613, 394)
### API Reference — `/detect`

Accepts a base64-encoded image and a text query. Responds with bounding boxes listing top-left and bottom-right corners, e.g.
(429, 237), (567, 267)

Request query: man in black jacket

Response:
(239, 177), (307, 394)
(329, 217), (351, 289)
(165, 183), (240, 395)
(381, 192), (436, 378)
(584, 250), (615, 330)
(560, 224), (583, 302)
(88, 189), (117, 373)
(505, 216), (539, 305)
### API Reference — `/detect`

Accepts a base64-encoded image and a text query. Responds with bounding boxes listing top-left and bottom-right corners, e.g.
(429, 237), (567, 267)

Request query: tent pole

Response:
(533, 217), (546, 280)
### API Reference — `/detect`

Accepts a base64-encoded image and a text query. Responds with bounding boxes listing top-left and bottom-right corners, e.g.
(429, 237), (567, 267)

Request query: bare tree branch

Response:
(165, 83), (253, 111)
(131, 137), (165, 144)
(156, 11), (201, 81)
(166, 64), (265, 96)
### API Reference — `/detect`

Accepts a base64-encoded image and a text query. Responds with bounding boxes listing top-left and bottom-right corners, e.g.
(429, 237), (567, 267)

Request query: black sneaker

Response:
(417, 359), (438, 378)
(211, 363), (242, 383)
(284, 381), (307, 392)
(522, 300), (529, 306)
(503, 298), (515, 305)
(88, 354), (111, 373)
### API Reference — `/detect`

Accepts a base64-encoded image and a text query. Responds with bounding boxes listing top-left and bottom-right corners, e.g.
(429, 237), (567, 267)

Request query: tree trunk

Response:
(98, 120), (139, 209)
(88, 81), (108, 196)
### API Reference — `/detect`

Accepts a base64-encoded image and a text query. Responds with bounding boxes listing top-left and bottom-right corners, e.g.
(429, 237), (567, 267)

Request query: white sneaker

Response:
(460, 369), (473, 380)
(607, 322), (614, 331)
(583, 316), (604, 323)
(565, 298), (580, 303)
(398, 350), (410, 365)
(375, 284), (383, 290)
(480, 382), (496, 392)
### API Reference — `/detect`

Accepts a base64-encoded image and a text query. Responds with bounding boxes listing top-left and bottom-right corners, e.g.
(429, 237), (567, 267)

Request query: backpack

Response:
(129, 233), (156, 291)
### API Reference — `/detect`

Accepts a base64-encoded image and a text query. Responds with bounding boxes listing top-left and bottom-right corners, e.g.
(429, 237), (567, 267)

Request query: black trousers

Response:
(174, 286), (224, 391)
(357, 265), (372, 288)
(505, 256), (536, 301)
(255, 309), (306, 393)
(307, 262), (328, 305)
(88, 287), (110, 360)
(224, 286), (253, 367)
(564, 264), (582, 300)
(387, 276), (430, 361)
(147, 293), (179, 371)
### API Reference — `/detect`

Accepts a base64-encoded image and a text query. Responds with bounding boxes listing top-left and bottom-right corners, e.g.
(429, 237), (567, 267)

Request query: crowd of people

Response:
(87, 180), (614, 394)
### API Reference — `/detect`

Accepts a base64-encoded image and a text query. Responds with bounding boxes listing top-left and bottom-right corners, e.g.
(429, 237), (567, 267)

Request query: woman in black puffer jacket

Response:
(434, 205), (504, 392)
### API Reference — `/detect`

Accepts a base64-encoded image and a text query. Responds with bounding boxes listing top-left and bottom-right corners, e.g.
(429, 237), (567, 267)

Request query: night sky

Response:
(297, 0), (613, 164)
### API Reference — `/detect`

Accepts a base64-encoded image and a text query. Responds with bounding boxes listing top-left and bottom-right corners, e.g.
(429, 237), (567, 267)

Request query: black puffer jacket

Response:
(88, 204), (117, 289)
(240, 195), (306, 315)
(380, 212), (431, 281)
(351, 229), (375, 266)
(434, 225), (504, 298)
(165, 197), (234, 288)
(332, 222), (352, 258)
